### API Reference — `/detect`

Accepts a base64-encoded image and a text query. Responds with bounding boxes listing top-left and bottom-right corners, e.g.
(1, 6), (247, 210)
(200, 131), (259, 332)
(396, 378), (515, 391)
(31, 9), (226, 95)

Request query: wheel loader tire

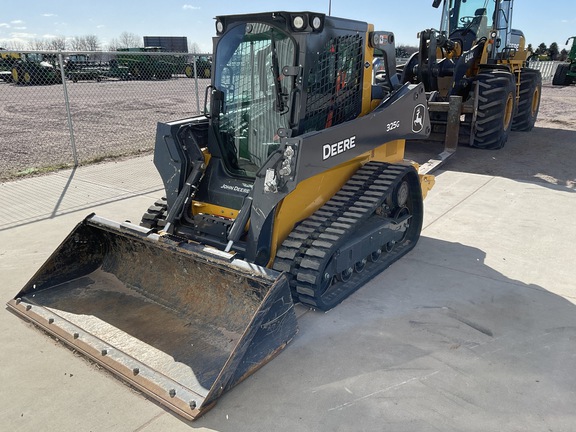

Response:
(471, 70), (516, 150)
(11, 67), (20, 84)
(23, 70), (34, 85)
(512, 68), (542, 132)
(184, 64), (194, 78)
(552, 64), (571, 86)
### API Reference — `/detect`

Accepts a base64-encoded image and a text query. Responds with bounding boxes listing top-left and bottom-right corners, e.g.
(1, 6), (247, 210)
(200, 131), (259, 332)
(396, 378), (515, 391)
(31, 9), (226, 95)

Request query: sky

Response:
(1, 0), (576, 52)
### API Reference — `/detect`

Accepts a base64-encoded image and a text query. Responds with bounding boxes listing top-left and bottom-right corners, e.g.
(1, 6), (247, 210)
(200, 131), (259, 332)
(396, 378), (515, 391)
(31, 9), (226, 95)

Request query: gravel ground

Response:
(0, 77), (209, 179)
(1, 78), (575, 186)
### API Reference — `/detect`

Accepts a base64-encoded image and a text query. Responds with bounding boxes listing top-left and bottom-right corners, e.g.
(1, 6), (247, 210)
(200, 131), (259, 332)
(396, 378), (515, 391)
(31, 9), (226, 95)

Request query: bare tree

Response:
(117, 32), (141, 49)
(28, 38), (47, 50)
(188, 41), (201, 53)
(107, 38), (119, 51)
(69, 35), (101, 51)
(70, 35), (85, 51)
(46, 36), (67, 51)
(5, 40), (26, 51)
(84, 35), (100, 51)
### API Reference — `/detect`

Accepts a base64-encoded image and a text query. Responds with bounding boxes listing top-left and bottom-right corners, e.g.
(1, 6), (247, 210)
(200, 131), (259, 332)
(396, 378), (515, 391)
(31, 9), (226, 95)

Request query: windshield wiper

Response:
(270, 31), (288, 114)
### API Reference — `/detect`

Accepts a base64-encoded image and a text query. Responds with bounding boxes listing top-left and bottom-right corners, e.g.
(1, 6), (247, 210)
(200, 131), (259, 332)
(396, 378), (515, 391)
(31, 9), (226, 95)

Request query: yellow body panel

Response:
(192, 202), (238, 219)
(360, 24), (376, 116)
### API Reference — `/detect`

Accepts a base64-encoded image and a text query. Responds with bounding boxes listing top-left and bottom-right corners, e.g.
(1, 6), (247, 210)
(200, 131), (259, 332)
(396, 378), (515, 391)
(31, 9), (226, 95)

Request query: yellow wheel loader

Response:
(8, 12), (434, 420)
(403, 0), (542, 172)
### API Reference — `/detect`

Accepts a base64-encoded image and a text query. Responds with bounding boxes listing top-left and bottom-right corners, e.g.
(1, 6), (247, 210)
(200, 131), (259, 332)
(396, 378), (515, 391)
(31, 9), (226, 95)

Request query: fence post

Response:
(58, 52), (79, 167)
(193, 55), (200, 113)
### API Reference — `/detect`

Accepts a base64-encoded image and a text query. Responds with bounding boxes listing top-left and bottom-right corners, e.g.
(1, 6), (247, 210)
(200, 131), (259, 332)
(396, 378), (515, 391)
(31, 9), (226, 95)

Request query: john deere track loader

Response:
(403, 0), (542, 172)
(8, 12), (434, 419)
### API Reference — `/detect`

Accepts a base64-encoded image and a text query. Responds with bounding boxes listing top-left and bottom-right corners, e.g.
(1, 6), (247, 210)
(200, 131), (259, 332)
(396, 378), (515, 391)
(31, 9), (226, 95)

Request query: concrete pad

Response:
(0, 156), (166, 432)
(423, 171), (576, 301)
(0, 155), (162, 230)
(1, 158), (575, 431)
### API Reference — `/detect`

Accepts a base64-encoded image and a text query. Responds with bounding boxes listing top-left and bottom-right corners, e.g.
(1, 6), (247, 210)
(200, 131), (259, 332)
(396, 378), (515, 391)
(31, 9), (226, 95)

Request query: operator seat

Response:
(449, 8), (487, 51)
(471, 8), (488, 40)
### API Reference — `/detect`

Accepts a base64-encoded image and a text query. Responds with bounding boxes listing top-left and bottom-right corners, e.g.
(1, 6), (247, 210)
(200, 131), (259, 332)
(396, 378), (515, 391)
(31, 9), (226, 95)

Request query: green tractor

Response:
(184, 55), (212, 78)
(552, 37), (576, 86)
(116, 47), (186, 80)
(11, 53), (62, 85)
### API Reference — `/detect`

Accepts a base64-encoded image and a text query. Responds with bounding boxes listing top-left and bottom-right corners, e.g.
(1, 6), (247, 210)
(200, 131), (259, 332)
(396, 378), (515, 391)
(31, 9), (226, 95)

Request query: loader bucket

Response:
(7, 214), (297, 420)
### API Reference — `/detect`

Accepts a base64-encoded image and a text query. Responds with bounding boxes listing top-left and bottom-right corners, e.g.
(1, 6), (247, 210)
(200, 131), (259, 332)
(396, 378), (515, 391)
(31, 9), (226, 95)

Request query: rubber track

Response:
(273, 162), (421, 310)
(140, 197), (168, 229)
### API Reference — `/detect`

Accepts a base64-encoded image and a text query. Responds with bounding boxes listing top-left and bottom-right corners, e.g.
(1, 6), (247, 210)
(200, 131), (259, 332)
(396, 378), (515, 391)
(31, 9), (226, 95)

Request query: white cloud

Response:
(42, 13), (57, 17)
(11, 20), (25, 25)
(42, 34), (58, 39)
(0, 23), (10, 28)
(11, 32), (36, 39)
(14, 26), (27, 30)
(182, 4), (201, 10)
(96, 24), (106, 28)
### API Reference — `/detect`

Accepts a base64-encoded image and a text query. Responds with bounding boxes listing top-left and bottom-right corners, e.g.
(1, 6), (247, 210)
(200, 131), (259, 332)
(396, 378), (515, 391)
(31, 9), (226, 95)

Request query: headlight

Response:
(292, 15), (305, 30)
(312, 16), (322, 30)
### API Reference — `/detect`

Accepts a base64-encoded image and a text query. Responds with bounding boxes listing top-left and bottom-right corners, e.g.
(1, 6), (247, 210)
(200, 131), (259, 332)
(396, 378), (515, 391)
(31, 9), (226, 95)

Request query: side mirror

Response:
(432, 0), (442, 8)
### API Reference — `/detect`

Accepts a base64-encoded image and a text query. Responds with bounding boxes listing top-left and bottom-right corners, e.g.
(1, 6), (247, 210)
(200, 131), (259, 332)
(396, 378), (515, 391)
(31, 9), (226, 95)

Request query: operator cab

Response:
(212, 21), (296, 179)
(439, 0), (496, 51)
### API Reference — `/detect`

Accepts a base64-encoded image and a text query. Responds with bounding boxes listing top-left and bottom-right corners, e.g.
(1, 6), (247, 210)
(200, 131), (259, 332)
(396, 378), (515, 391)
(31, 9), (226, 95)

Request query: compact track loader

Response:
(403, 0), (542, 173)
(8, 12), (434, 419)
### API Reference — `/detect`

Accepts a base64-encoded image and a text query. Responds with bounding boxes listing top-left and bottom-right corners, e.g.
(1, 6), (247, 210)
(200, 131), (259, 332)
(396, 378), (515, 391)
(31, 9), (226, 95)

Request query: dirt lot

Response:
(407, 83), (576, 189)
(0, 77), (208, 179)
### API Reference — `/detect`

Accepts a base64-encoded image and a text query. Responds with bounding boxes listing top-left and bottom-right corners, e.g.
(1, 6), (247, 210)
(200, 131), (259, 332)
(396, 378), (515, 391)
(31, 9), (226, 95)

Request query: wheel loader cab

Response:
(440, 0), (495, 51)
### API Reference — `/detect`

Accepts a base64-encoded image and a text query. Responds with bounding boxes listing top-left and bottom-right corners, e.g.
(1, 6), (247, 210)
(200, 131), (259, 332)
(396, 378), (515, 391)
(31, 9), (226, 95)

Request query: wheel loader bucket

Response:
(7, 214), (297, 420)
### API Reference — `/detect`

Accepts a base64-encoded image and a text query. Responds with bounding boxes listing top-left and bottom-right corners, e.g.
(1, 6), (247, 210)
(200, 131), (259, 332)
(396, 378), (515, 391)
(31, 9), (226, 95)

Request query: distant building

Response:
(143, 36), (188, 53)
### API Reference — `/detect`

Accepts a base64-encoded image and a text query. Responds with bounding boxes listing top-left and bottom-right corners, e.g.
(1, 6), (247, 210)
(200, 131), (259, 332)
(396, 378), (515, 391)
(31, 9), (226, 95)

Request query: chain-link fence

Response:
(0, 50), (212, 180)
(1, 50), (565, 181)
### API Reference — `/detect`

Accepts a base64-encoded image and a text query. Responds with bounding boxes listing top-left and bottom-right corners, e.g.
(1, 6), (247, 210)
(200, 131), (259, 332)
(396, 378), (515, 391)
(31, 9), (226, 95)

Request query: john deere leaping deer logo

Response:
(412, 104), (425, 133)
